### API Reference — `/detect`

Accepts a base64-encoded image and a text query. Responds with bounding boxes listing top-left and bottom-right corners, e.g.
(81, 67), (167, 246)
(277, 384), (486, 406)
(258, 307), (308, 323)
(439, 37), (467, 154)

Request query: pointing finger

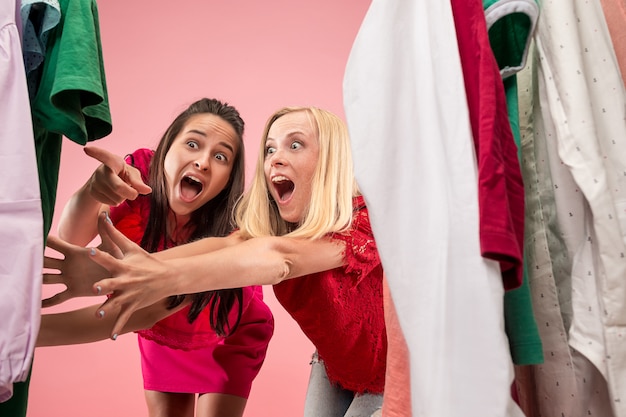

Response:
(84, 146), (126, 175)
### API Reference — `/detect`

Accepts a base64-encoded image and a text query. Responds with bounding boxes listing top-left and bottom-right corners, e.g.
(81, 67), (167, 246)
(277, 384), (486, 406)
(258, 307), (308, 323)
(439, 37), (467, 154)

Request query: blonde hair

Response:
(235, 107), (359, 239)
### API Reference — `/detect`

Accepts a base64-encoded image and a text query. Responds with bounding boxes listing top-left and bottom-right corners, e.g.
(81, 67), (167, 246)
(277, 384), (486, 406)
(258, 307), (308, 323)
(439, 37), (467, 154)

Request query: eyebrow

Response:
(188, 129), (206, 136)
(187, 129), (236, 153)
(219, 141), (236, 154)
(266, 131), (307, 142)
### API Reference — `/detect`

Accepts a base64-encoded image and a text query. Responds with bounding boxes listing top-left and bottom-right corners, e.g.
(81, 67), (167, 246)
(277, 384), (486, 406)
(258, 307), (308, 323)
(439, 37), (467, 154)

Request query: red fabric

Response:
(450, 0), (525, 290)
(107, 148), (152, 245)
(273, 196), (387, 393)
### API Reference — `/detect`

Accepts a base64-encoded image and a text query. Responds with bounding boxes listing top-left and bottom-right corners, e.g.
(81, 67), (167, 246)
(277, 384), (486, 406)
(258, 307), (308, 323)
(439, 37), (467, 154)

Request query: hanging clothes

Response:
(20, 0), (60, 100)
(30, 0), (112, 236)
(0, 2), (59, 414)
(344, 0), (522, 415)
(0, 0), (111, 415)
(513, 47), (584, 416)
(0, 0), (43, 404)
(450, 0), (526, 293)
(482, 0), (545, 367)
(516, 0), (626, 414)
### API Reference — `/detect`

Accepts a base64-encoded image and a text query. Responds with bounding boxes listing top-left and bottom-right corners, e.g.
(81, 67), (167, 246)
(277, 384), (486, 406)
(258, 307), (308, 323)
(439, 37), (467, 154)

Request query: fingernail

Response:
(111, 334), (118, 341)
(98, 310), (105, 318)
(95, 285), (102, 295)
(90, 248), (96, 256)
(104, 211), (112, 225)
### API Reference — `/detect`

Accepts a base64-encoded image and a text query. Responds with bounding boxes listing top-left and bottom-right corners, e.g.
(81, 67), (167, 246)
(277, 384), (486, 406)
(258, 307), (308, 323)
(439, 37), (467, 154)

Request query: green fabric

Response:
(502, 77), (544, 365)
(31, 0), (111, 235)
(33, 129), (63, 236)
(483, 0), (544, 365)
(488, 13), (532, 72)
(484, 0), (539, 78)
(0, 362), (32, 417)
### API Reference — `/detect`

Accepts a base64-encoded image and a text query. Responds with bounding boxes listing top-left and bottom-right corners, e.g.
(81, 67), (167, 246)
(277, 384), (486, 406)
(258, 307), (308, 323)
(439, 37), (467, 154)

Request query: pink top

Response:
(273, 196), (386, 393)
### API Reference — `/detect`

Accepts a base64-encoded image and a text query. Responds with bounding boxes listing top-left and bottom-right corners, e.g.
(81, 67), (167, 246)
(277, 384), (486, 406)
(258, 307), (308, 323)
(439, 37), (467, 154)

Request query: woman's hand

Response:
(42, 235), (111, 307)
(42, 213), (125, 307)
(57, 146), (152, 246)
(83, 146), (152, 206)
(89, 214), (178, 338)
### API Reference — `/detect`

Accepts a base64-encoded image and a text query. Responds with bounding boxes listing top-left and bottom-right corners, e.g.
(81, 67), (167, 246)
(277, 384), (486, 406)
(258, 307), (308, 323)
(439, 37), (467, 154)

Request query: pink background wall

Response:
(27, 1), (371, 416)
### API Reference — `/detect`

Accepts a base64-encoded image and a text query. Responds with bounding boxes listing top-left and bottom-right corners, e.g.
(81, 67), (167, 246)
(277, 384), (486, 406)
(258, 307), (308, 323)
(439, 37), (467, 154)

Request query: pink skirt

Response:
(138, 286), (274, 397)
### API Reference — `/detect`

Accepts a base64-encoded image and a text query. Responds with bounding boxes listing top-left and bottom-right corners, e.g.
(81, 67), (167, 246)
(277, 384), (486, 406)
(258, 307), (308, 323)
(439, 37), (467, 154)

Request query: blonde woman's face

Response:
(263, 111), (319, 223)
(164, 113), (238, 222)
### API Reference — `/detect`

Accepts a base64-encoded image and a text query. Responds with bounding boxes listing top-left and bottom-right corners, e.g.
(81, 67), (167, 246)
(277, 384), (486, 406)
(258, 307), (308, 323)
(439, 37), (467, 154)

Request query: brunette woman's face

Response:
(164, 113), (239, 221)
(264, 110), (319, 223)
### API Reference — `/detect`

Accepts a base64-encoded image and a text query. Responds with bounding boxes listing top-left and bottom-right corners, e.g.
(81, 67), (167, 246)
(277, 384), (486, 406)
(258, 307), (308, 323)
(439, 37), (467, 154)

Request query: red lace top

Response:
(109, 148), (270, 350)
(272, 196), (387, 393)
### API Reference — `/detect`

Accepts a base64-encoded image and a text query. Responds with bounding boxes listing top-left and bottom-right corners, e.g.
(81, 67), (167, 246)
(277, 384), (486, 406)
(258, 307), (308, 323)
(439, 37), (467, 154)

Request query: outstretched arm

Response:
(91, 215), (345, 337)
(42, 219), (242, 308)
(37, 297), (189, 347)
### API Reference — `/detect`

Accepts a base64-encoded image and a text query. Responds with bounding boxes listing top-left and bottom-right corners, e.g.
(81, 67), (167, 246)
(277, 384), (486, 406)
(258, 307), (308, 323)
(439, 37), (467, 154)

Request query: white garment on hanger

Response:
(533, 0), (626, 414)
(0, 0), (43, 403)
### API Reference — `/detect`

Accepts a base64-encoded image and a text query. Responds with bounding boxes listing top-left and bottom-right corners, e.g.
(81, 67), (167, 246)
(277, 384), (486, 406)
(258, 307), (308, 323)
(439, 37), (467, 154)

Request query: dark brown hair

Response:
(140, 98), (245, 336)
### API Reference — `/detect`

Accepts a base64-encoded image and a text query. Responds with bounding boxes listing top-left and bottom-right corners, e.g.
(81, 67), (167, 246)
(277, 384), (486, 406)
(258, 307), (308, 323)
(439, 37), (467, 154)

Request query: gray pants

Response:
(303, 353), (383, 417)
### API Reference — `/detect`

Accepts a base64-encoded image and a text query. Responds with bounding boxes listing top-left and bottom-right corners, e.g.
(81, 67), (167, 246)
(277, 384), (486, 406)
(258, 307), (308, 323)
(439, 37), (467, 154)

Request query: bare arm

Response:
(154, 230), (244, 261)
(41, 227), (242, 308)
(166, 234), (345, 293)
(36, 297), (189, 347)
(57, 181), (109, 245)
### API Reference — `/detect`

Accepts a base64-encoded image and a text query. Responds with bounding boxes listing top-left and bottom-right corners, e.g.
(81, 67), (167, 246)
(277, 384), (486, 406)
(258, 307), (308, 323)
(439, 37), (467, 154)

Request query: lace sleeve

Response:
(331, 205), (381, 286)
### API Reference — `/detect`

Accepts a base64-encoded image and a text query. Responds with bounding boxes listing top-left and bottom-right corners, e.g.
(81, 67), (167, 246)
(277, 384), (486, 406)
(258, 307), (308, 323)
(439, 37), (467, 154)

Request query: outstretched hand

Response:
(42, 213), (124, 307)
(84, 146), (152, 205)
(89, 214), (177, 338)
(42, 235), (111, 308)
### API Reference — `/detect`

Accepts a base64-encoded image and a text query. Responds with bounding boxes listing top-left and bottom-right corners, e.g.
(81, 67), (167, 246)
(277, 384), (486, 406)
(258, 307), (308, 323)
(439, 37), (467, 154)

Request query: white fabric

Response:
(533, 0), (626, 414)
(343, 0), (521, 415)
(0, 0), (43, 403)
(515, 53), (582, 416)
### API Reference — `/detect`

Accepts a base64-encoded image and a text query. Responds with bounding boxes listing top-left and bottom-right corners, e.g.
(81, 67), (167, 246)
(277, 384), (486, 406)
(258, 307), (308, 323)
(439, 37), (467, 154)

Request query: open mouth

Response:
(180, 175), (203, 201)
(272, 176), (294, 202)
